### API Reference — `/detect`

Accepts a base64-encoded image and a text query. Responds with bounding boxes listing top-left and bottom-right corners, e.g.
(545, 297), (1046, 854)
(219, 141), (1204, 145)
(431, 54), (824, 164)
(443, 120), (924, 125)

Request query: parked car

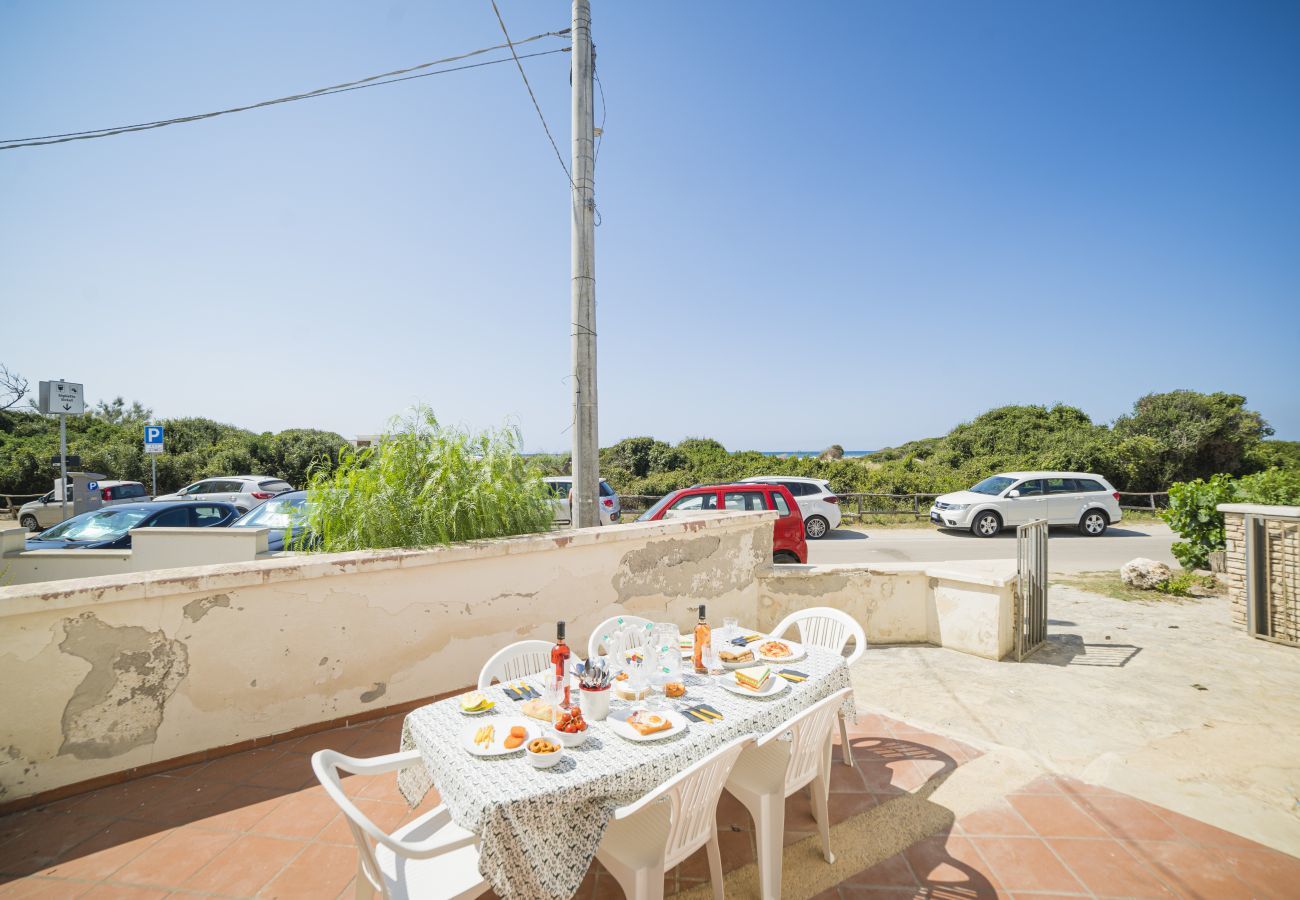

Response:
(738, 476), (841, 539)
(229, 490), (312, 551)
(24, 501), (241, 550)
(18, 480), (150, 532)
(542, 476), (621, 525)
(637, 483), (807, 563)
(153, 476), (294, 513)
(930, 471), (1123, 537)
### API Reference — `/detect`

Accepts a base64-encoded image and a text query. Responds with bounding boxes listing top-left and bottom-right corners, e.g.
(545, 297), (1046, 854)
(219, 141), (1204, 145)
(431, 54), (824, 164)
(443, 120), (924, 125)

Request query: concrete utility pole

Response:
(570, 0), (600, 528)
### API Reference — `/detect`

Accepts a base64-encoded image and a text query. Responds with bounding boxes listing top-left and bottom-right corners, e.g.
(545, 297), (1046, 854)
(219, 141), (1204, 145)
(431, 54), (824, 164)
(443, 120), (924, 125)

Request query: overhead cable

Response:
(0, 30), (569, 150)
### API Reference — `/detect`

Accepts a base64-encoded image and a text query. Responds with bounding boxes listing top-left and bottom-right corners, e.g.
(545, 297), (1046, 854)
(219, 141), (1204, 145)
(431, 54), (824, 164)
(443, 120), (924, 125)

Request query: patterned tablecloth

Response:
(399, 645), (855, 900)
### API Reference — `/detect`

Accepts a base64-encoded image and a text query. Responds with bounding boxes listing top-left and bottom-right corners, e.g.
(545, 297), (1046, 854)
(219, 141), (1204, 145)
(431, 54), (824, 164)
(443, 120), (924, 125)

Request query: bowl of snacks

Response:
(552, 707), (589, 747)
(525, 736), (564, 768)
(664, 681), (686, 699)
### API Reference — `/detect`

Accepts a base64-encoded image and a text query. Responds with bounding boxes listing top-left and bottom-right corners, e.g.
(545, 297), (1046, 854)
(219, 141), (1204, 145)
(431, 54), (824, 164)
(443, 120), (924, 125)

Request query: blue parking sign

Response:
(144, 425), (165, 454)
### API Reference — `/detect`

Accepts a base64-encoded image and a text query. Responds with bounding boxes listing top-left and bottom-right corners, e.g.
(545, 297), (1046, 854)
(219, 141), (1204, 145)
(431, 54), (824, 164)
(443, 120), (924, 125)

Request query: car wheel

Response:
(804, 515), (830, 540)
(971, 511), (1002, 537)
(773, 550), (801, 564)
(20, 514), (39, 532)
(1079, 509), (1108, 536)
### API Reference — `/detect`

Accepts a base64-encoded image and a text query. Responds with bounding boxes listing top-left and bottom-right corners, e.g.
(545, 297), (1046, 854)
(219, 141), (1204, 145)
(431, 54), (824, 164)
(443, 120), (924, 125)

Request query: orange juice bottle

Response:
(692, 605), (711, 674)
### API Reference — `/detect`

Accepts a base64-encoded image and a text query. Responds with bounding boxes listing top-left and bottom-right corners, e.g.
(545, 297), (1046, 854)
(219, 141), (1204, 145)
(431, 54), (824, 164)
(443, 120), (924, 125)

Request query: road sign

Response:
(144, 425), (165, 455)
(38, 380), (85, 416)
(87, 481), (99, 492)
(50, 454), (82, 469)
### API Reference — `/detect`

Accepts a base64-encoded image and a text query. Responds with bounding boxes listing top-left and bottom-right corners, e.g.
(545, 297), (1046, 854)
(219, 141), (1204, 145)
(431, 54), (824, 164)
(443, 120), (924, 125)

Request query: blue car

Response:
(229, 490), (312, 551)
(25, 501), (241, 550)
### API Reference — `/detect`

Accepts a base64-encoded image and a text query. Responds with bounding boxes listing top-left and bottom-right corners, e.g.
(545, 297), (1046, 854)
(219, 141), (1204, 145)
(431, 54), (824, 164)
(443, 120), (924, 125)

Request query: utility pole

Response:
(570, 0), (600, 528)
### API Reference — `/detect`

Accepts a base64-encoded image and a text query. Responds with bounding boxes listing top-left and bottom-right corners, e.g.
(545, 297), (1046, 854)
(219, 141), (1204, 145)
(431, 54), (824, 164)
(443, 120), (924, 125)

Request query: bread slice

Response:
(734, 665), (771, 691)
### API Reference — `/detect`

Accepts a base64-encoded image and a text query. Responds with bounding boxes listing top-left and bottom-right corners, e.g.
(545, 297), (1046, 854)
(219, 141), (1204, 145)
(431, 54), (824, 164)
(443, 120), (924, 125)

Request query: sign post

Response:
(38, 380), (85, 523)
(144, 425), (164, 495)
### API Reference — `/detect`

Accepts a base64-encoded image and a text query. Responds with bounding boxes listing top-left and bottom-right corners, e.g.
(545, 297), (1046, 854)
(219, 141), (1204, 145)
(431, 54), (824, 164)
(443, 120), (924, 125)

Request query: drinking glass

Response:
(723, 616), (739, 644)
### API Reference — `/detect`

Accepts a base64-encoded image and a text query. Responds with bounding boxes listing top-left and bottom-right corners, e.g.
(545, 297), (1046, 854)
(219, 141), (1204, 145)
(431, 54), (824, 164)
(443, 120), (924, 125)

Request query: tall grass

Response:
(299, 408), (553, 552)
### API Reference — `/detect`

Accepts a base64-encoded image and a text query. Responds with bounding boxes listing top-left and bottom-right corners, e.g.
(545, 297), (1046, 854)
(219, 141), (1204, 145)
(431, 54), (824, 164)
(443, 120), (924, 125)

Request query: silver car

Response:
(542, 476), (621, 525)
(18, 480), (149, 531)
(153, 475), (294, 514)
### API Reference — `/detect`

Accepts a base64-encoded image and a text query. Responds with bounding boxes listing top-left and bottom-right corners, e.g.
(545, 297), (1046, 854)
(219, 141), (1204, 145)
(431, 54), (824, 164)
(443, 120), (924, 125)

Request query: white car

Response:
(930, 471), (1123, 537)
(18, 480), (149, 531)
(542, 476), (621, 526)
(154, 475), (294, 514)
(738, 476), (841, 539)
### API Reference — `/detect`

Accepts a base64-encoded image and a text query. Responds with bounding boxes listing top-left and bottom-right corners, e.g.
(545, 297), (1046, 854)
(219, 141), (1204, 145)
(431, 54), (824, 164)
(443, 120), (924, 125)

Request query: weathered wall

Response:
(0, 512), (773, 802)
(1220, 504), (1300, 644)
(1, 526), (274, 585)
(756, 560), (1016, 660)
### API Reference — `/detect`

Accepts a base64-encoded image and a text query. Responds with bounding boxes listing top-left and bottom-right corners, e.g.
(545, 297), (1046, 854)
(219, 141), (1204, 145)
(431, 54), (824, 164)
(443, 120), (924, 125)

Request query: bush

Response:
(1163, 469), (1300, 569)
(1154, 572), (1219, 597)
(300, 409), (552, 552)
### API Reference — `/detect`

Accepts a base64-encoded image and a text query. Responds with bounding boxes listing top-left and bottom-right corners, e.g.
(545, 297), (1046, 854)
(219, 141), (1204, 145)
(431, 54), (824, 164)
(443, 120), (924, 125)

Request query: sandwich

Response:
(627, 710), (673, 736)
(734, 665), (772, 692)
(718, 647), (754, 664)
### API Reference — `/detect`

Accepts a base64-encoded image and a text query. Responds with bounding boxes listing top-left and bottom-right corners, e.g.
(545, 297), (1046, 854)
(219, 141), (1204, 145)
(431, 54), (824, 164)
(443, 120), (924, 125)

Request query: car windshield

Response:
(968, 476), (1016, 496)
(37, 508), (153, 542)
(637, 494), (675, 522)
(234, 496), (308, 529)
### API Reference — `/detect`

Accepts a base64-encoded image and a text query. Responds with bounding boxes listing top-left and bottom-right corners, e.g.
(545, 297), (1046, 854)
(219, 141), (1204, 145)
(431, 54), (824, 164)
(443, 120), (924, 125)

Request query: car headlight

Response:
(947, 503), (970, 511)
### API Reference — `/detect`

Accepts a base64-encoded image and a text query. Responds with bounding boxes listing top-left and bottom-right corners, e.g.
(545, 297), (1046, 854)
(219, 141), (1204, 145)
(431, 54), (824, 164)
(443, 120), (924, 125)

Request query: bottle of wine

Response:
(692, 605), (711, 674)
(551, 621), (572, 707)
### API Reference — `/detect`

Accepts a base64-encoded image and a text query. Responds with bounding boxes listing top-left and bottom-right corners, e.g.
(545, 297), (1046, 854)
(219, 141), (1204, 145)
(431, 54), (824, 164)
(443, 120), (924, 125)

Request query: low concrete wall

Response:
(0, 512), (774, 802)
(758, 560), (1017, 661)
(1220, 503), (1300, 644)
(1, 526), (274, 585)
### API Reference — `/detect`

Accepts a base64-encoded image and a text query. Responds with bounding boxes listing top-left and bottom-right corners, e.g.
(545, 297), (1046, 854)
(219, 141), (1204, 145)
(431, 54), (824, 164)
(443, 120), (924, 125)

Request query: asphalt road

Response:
(807, 522), (1177, 572)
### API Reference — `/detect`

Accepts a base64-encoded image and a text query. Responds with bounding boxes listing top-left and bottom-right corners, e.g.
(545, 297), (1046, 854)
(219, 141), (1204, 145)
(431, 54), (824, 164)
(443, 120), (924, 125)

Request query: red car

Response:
(637, 483), (808, 563)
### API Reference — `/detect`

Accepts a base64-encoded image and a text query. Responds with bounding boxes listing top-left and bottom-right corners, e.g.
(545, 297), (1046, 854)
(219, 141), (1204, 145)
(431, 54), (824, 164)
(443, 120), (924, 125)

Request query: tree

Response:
(91, 397), (153, 426)
(0, 363), (28, 412)
(819, 444), (845, 461)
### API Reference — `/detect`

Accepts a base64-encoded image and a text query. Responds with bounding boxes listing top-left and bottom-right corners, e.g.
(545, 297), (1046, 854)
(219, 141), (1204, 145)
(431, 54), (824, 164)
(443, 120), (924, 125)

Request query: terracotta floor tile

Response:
(829, 791), (879, 824)
(351, 770), (401, 801)
(198, 748), (284, 785)
(966, 837), (1085, 894)
(885, 761), (931, 793)
(182, 833), (305, 895)
(1123, 840), (1257, 900)
(0, 875), (90, 898)
(1216, 845), (1300, 898)
(837, 886), (916, 898)
(189, 785), (287, 833)
(343, 730), (402, 760)
(957, 800), (1036, 838)
(1144, 805), (1265, 851)
(242, 755), (316, 792)
(716, 791), (753, 831)
(1071, 794), (1181, 843)
(1047, 837), (1175, 898)
(905, 835), (998, 894)
(1012, 775), (1064, 795)
(39, 820), (168, 882)
(259, 842), (358, 899)
(73, 883), (170, 899)
(368, 714), (407, 735)
(842, 849), (918, 888)
(250, 792), (339, 841)
(313, 814), (356, 848)
(1006, 794), (1108, 839)
(829, 761), (870, 794)
(280, 728), (363, 757)
(349, 800), (409, 836)
(111, 827), (238, 888)
(0, 812), (111, 877)
(121, 781), (238, 829)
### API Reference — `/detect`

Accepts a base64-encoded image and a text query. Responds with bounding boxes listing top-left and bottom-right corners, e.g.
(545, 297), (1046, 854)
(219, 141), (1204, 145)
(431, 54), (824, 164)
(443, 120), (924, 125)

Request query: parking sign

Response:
(144, 425), (165, 455)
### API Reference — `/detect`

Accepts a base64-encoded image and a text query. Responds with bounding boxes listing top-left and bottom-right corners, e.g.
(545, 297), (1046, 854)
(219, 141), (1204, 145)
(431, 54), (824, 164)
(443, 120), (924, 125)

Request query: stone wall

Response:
(1219, 504), (1300, 644)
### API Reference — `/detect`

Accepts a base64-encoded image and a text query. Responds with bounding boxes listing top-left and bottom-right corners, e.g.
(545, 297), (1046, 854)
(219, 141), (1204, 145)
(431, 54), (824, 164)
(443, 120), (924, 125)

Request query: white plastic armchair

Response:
(587, 614), (655, 659)
(476, 639), (553, 691)
(770, 607), (866, 766)
(596, 735), (753, 900)
(722, 687), (853, 900)
(312, 748), (488, 900)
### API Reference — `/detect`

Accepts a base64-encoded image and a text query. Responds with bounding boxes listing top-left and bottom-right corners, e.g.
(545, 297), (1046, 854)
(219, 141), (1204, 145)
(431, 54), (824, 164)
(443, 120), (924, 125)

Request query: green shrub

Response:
(300, 409), (553, 552)
(1163, 468), (1300, 569)
(1153, 572), (1219, 597)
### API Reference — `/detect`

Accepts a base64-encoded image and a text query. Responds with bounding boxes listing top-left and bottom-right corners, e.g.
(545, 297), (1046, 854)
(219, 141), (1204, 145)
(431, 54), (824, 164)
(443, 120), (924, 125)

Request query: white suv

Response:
(153, 476), (294, 513)
(542, 476), (621, 526)
(738, 476), (841, 539)
(930, 472), (1122, 537)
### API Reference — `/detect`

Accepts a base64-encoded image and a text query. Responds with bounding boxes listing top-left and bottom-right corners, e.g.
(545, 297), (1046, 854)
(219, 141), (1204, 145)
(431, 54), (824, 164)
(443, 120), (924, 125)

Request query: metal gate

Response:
(1016, 518), (1049, 660)
(1246, 515), (1300, 648)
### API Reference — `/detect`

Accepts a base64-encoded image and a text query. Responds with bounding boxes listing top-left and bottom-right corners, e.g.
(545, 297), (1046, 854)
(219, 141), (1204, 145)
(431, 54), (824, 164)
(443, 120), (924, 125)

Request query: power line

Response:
(489, 0), (574, 188)
(1, 30), (569, 151)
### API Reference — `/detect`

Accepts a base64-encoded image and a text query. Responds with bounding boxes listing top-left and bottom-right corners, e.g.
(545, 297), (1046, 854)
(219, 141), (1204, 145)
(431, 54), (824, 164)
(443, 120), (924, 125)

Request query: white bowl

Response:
(526, 741), (564, 768)
(552, 727), (588, 748)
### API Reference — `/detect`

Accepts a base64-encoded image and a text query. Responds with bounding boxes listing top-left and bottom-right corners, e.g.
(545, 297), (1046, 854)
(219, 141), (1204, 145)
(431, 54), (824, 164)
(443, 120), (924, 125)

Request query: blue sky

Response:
(2, 1), (1297, 451)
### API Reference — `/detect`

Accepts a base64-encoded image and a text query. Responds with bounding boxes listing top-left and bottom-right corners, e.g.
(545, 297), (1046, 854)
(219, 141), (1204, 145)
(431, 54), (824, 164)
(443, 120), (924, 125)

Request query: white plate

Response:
(609, 709), (689, 742)
(717, 671), (789, 698)
(462, 717), (540, 757)
(716, 650), (760, 669)
(756, 639), (805, 663)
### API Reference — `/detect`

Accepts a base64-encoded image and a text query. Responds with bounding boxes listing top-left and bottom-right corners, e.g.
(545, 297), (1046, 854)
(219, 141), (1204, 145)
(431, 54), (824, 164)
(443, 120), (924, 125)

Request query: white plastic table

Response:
(399, 644), (854, 900)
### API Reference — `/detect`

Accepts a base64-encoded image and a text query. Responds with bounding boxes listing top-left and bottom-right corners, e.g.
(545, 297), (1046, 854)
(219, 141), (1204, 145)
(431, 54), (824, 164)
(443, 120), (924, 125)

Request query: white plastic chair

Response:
(596, 735), (753, 900)
(476, 639), (553, 690)
(587, 614), (655, 659)
(312, 748), (488, 900)
(723, 687), (853, 900)
(769, 608), (866, 766)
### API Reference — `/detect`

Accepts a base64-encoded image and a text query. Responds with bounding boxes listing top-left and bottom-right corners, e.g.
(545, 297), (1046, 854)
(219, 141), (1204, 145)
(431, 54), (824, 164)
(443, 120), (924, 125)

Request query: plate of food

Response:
(463, 717), (540, 757)
(718, 665), (788, 698)
(458, 691), (496, 715)
(756, 638), (804, 663)
(717, 645), (757, 669)
(609, 708), (688, 742)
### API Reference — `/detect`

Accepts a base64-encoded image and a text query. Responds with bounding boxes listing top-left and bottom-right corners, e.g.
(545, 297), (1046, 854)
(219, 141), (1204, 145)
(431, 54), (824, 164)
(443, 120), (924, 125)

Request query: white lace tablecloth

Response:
(399, 646), (855, 900)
